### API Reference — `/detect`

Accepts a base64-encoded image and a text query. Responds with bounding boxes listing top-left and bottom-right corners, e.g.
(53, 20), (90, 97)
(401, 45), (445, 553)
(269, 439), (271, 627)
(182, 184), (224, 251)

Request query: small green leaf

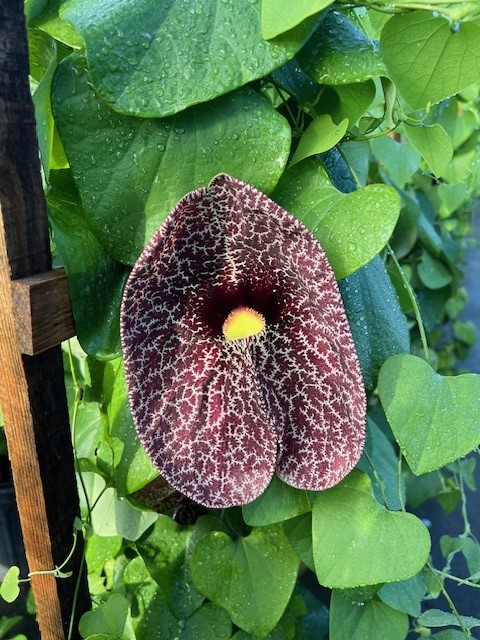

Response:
(191, 524), (299, 637)
(380, 13), (480, 110)
(417, 252), (452, 290)
(0, 566), (20, 603)
(79, 593), (135, 640)
(312, 470), (430, 588)
(87, 357), (158, 495)
(136, 515), (204, 619)
(403, 124), (453, 177)
(329, 591), (409, 640)
(283, 513), (315, 571)
(377, 574), (427, 617)
(290, 114), (348, 166)
(370, 136), (421, 188)
(273, 159), (400, 279)
(378, 354), (480, 475)
(61, 0), (318, 117)
(357, 417), (405, 510)
(32, 0), (84, 48)
(453, 320), (477, 346)
(298, 11), (386, 85)
(90, 488), (157, 540)
(243, 476), (311, 526)
(418, 609), (480, 630)
(261, 0), (332, 40)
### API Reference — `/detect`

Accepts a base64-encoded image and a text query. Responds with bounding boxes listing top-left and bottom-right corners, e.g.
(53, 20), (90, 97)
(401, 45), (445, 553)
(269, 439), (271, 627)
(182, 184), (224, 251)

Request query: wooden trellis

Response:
(0, 0), (91, 637)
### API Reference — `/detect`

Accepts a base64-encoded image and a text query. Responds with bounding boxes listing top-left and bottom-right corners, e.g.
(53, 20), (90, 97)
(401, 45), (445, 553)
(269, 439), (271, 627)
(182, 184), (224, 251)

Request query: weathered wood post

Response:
(0, 0), (91, 637)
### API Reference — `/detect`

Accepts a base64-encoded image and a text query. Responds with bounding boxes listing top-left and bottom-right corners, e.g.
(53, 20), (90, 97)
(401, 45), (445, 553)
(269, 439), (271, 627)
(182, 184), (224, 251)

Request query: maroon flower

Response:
(121, 174), (366, 508)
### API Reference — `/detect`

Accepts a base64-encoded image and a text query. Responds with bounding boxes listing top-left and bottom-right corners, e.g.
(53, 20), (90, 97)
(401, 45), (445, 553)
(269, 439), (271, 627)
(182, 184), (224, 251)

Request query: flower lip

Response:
(222, 305), (266, 341)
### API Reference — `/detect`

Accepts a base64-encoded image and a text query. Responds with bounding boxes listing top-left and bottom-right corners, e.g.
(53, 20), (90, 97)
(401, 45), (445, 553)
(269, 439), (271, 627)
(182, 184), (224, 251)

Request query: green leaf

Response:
(135, 591), (232, 640)
(79, 593), (135, 640)
(332, 82), (376, 127)
(191, 524), (299, 637)
(298, 11), (386, 85)
(283, 513), (314, 571)
(312, 470), (430, 588)
(85, 534), (123, 574)
(87, 357), (158, 495)
(28, 29), (58, 179)
(90, 487), (157, 540)
(418, 609), (480, 631)
(357, 417), (405, 511)
(378, 354), (480, 475)
(32, 0), (84, 48)
(403, 124), (453, 177)
(370, 136), (421, 188)
(60, 0), (318, 117)
(290, 114), (348, 166)
(339, 256), (410, 391)
(261, 0), (332, 40)
(329, 591), (409, 640)
(380, 14), (480, 110)
(417, 251), (452, 290)
(0, 566), (20, 603)
(0, 615), (23, 639)
(272, 159), (400, 279)
(242, 475), (311, 526)
(52, 53), (291, 264)
(48, 172), (129, 358)
(136, 515), (204, 619)
(231, 592), (306, 639)
(377, 573), (427, 617)
(453, 320), (477, 346)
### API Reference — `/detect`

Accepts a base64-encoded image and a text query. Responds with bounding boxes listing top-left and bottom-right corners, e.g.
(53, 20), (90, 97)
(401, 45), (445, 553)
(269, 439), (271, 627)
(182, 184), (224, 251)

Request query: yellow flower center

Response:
(222, 306), (265, 341)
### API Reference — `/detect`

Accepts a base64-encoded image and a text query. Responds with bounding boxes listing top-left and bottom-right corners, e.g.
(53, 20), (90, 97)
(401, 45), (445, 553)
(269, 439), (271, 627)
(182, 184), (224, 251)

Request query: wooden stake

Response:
(0, 0), (90, 637)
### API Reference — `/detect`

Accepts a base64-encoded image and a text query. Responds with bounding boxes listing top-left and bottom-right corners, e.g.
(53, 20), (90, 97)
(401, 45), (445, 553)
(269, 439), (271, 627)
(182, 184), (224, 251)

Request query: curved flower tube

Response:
(121, 174), (366, 508)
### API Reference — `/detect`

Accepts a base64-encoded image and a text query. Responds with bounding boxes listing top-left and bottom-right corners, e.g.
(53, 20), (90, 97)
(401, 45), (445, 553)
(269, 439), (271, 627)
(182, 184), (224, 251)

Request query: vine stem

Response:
(426, 563), (471, 638)
(385, 244), (430, 362)
(435, 569), (480, 589)
(66, 341), (91, 640)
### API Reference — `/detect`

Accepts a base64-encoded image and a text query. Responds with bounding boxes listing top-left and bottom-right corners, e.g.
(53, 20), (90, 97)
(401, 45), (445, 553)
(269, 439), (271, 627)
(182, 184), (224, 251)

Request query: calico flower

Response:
(121, 174), (366, 508)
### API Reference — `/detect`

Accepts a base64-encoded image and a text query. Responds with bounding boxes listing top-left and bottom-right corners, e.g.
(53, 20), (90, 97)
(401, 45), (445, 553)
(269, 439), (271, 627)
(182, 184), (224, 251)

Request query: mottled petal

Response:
(121, 183), (277, 508)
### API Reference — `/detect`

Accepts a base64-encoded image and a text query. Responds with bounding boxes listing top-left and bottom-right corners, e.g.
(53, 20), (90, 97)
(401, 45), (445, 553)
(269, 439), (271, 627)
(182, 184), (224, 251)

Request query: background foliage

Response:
(3, 0), (480, 638)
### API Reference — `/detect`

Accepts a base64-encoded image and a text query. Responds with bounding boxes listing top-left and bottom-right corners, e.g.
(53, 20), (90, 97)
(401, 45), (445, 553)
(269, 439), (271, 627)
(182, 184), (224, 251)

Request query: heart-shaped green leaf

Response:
(298, 11), (386, 85)
(242, 475), (311, 526)
(0, 566), (20, 603)
(380, 13), (480, 110)
(312, 470), (430, 588)
(52, 53), (291, 264)
(191, 524), (299, 637)
(262, 0), (333, 40)
(329, 590), (409, 640)
(61, 0), (318, 117)
(272, 159), (400, 278)
(290, 114), (348, 166)
(79, 593), (135, 640)
(378, 354), (480, 475)
(136, 515), (204, 619)
(403, 123), (453, 178)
